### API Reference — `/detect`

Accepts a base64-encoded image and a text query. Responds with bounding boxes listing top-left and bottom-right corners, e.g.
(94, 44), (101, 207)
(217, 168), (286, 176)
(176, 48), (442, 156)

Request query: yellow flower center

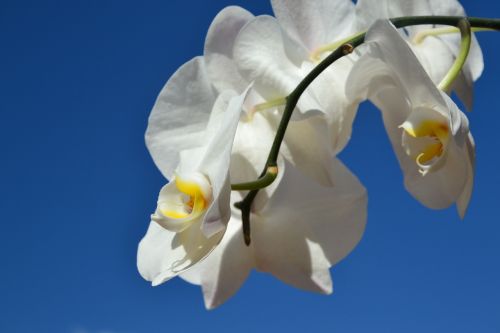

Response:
(401, 120), (450, 173)
(161, 176), (209, 220)
(152, 172), (212, 232)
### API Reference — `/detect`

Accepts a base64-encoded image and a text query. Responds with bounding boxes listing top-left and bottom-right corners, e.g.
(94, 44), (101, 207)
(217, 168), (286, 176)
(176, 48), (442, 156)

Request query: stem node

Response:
(342, 43), (355, 55)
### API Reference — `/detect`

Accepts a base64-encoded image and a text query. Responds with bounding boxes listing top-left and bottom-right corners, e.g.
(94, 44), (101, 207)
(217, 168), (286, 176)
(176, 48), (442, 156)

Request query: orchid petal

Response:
(233, 15), (320, 116)
(440, 33), (483, 83)
(204, 6), (254, 93)
(231, 112), (276, 182)
(137, 220), (223, 286)
(404, 141), (468, 210)
(196, 88), (250, 237)
(354, 0), (391, 31)
(456, 133), (475, 218)
(253, 208), (334, 294)
(181, 213), (254, 310)
(299, 60), (359, 154)
(259, 159), (367, 269)
(271, 0), (355, 51)
(145, 57), (216, 179)
(281, 115), (337, 186)
(355, 0), (465, 32)
(412, 36), (455, 87)
(355, 20), (445, 108)
(438, 33), (483, 110)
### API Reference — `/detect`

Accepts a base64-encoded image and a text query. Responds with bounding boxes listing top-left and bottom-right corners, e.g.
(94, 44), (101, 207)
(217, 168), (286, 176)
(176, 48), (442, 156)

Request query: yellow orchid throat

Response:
(152, 172), (212, 232)
(401, 119), (450, 174)
(161, 177), (208, 219)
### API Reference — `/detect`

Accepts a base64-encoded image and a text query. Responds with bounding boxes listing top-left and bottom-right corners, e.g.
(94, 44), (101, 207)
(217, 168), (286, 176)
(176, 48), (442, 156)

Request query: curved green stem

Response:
(438, 19), (471, 91)
(231, 165), (278, 191)
(413, 26), (493, 44)
(234, 16), (500, 245)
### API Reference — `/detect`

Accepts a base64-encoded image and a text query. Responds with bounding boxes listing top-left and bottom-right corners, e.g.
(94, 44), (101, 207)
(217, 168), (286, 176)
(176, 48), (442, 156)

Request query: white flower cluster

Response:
(137, 0), (483, 309)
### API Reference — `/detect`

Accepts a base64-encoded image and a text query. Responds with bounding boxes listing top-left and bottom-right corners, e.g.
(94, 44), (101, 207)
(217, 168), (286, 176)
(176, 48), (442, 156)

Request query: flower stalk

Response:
(231, 165), (278, 191)
(438, 19), (471, 92)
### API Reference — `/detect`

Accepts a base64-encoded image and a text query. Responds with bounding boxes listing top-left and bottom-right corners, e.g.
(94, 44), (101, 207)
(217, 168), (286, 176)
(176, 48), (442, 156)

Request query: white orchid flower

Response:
(354, 0), (483, 110)
(180, 157), (367, 309)
(137, 53), (250, 284)
(346, 20), (475, 217)
(232, 0), (360, 155)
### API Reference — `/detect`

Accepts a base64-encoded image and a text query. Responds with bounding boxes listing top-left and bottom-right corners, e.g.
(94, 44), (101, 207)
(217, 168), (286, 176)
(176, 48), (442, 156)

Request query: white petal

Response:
(299, 59), (358, 154)
(268, 113), (341, 186)
(405, 143), (468, 210)
(451, 70), (474, 112)
(261, 159), (367, 265)
(229, 107), (284, 211)
(180, 197), (254, 310)
(282, 115), (336, 186)
(355, 0), (465, 31)
(412, 36), (455, 87)
(392, 0), (464, 18)
(253, 159), (367, 292)
(178, 265), (201, 286)
(354, 0), (391, 31)
(362, 20), (445, 108)
(204, 6), (254, 93)
(439, 33), (483, 110)
(145, 57), (216, 178)
(456, 132), (475, 218)
(460, 34), (484, 83)
(271, 0), (355, 51)
(201, 216), (253, 310)
(137, 220), (223, 285)
(233, 15), (320, 116)
(443, 93), (475, 216)
(195, 88), (250, 237)
(231, 111), (276, 183)
(252, 217), (333, 295)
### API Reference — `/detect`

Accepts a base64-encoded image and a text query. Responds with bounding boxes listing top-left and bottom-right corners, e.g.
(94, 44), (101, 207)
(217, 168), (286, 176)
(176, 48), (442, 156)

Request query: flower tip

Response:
(204, 299), (219, 311)
(151, 277), (164, 287)
(457, 204), (467, 220)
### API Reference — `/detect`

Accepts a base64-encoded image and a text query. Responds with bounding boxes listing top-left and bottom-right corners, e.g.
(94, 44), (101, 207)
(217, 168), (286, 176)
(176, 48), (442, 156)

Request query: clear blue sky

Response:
(1, 1), (499, 332)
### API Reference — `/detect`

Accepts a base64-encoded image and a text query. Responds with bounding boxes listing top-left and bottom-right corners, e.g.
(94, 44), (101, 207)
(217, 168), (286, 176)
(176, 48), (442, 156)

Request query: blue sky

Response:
(0, 1), (499, 332)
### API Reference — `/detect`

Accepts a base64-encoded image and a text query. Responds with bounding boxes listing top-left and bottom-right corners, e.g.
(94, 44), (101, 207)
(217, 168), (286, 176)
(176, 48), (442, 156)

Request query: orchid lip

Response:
(400, 118), (450, 175)
(152, 172), (212, 232)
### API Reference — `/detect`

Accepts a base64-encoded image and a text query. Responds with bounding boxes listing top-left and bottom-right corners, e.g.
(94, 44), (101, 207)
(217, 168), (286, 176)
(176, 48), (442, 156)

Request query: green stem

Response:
(234, 16), (500, 245)
(413, 26), (492, 44)
(438, 19), (471, 91)
(231, 165), (278, 191)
